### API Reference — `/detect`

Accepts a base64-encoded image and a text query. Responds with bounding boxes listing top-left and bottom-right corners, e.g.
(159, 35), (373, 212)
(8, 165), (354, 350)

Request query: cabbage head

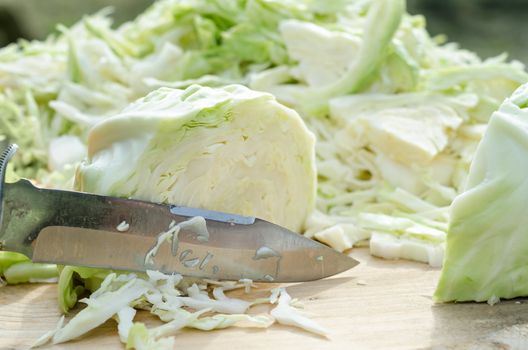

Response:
(76, 84), (316, 232)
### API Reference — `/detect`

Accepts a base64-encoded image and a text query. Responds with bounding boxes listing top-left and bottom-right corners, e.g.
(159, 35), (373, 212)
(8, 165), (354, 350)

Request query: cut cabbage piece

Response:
(435, 83), (528, 302)
(116, 221), (130, 232)
(314, 224), (370, 253)
(178, 284), (250, 314)
(300, 0), (406, 114)
(279, 20), (361, 87)
(188, 314), (274, 331)
(270, 288), (329, 337)
(47, 136), (86, 172)
(76, 84), (316, 232)
(0, 251), (29, 275)
(127, 323), (175, 350)
(424, 59), (528, 123)
(147, 308), (208, 340)
(3, 262), (58, 285)
(53, 277), (149, 344)
(116, 306), (136, 343)
(359, 213), (446, 243)
(329, 93), (472, 166)
(370, 232), (444, 267)
(57, 266), (110, 313)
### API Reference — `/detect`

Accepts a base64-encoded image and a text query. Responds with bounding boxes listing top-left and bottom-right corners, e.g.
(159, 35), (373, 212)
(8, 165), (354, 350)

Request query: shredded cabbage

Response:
(35, 268), (323, 348)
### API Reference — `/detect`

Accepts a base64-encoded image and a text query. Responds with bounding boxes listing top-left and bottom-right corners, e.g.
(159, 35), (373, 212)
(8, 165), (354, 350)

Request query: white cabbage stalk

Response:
(76, 84), (316, 232)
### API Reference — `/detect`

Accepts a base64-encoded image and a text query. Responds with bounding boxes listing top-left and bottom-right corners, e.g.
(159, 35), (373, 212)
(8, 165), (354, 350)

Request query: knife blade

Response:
(0, 144), (358, 282)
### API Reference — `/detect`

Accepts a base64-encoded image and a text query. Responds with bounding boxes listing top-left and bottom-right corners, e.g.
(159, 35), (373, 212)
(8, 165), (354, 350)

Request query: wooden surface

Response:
(2, 249), (528, 350)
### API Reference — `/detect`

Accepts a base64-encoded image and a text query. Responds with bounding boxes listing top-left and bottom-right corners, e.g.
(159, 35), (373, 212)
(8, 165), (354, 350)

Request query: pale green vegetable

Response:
(57, 266), (110, 313)
(435, 83), (528, 302)
(0, 251), (29, 275)
(36, 269), (311, 349)
(76, 84), (316, 233)
(3, 262), (58, 284)
(116, 306), (136, 343)
(301, 0), (406, 115)
(126, 323), (175, 350)
(53, 274), (149, 344)
(249, 3), (524, 264)
(0, 250), (57, 286)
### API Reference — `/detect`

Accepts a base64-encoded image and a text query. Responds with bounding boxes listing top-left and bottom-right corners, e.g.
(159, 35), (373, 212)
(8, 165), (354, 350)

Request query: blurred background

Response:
(0, 0), (526, 63)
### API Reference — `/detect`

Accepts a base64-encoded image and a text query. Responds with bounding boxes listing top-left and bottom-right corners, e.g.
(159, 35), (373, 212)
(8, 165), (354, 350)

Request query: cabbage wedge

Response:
(435, 83), (528, 302)
(76, 84), (316, 232)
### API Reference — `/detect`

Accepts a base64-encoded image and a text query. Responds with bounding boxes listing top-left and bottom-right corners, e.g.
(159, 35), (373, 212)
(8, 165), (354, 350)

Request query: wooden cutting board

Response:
(2, 248), (528, 350)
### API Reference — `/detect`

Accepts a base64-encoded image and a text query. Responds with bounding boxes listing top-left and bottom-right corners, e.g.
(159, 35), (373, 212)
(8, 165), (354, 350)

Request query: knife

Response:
(0, 144), (358, 282)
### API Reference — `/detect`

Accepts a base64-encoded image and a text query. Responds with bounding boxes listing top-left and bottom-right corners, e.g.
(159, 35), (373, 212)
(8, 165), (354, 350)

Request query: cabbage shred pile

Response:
(2, 0), (525, 265)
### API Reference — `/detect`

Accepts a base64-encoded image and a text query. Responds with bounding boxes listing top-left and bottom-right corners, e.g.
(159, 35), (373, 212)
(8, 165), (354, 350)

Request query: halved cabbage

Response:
(76, 84), (316, 232)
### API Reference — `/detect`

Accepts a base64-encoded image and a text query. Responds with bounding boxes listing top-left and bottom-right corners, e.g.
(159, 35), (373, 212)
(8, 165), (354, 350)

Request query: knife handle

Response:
(0, 144), (18, 230)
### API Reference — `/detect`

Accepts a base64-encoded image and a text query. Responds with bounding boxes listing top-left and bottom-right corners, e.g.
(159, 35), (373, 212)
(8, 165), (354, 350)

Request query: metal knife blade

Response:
(0, 179), (358, 282)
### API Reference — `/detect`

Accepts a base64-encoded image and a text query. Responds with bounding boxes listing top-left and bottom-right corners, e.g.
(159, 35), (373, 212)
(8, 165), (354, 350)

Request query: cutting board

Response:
(2, 248), (528, 350)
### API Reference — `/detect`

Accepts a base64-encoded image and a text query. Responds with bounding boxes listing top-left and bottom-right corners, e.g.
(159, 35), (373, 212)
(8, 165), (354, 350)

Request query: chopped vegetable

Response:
(76, 84), (316, 233)
(435, 83), (528, 302)
(0, 251), (29, 275)
(57, 266), (111, 313)
(270, 288), (329, 337)
(35, 269), (319, 349)
(3, 261), (58, 284)
(126, 323), (175, 350)
(53, 275), (149, 344)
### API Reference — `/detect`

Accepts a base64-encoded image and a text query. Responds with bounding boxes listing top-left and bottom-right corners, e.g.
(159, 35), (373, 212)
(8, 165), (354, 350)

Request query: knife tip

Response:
(332, 252), (359, 276)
